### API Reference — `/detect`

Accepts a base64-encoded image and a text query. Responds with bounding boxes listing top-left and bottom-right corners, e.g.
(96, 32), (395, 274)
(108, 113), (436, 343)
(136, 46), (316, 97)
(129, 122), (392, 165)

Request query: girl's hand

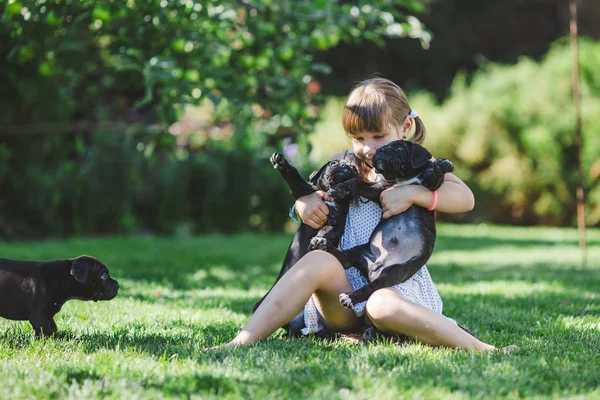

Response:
(380, 185), (428, 219)
(295, 191), (331, 229)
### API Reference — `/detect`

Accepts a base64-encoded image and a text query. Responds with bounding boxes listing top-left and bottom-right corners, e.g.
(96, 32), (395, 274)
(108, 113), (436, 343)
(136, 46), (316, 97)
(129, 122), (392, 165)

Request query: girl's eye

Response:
(374, 135), (385, 140)
(353, 137), (364, 142)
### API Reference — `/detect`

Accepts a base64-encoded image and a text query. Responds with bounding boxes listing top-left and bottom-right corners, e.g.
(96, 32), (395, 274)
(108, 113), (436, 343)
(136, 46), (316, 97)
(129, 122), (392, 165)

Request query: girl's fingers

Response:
(318, 203), (329, 215)
(307, 217), (324, 229)
(315, 208), (328, 222)
(316, 190), (329, 200)
(312, 213), (326, 225)
(380, 202), (388, 214)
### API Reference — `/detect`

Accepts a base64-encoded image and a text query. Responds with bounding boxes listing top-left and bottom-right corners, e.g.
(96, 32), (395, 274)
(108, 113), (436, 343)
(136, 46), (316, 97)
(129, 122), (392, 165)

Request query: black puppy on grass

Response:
(0, 255), (119, 337)
(313, 140), (454, 309)
(251, 152), (358, 332)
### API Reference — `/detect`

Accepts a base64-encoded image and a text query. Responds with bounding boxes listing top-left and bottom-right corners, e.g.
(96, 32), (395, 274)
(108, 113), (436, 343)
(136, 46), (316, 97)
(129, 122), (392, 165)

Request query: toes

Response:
(439, 159), (454, 173)
(499, 344), (520, 354)
(339, 293), (353, 309)
(309, 237), (327, 251)
(270, 152), (285, 169)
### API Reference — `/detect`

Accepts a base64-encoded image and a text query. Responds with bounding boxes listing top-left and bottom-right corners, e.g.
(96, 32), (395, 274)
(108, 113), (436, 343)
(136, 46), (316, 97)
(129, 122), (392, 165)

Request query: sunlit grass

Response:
(0, 223), (599, 399)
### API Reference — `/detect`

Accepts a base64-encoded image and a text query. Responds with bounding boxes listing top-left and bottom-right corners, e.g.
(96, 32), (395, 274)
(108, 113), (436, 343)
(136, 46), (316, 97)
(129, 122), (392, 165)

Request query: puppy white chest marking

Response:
(393, 176), (422, 187)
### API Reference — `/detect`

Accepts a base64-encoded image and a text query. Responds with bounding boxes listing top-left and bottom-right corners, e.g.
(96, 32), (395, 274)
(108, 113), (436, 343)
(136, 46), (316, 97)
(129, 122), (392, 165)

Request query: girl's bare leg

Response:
(227, 250), (360, 346)
(366, 288), (515, 351)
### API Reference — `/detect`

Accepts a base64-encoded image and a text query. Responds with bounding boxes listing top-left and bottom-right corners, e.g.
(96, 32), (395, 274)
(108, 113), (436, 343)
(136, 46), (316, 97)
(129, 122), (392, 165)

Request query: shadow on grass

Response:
(144, 373), (246, 397)
(430, 261), (600, 292)
(54, 321), (238, 357)
(122, 291), (258, 315)
(54, 365), (247, 397)
(441, 291), (600, 337)
(113, 261), (280, 292)
(53, 323), (600, 398)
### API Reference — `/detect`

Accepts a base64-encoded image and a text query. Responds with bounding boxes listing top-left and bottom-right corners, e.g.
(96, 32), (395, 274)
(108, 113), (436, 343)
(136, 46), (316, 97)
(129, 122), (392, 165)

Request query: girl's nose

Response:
(362, 143), (375, 159)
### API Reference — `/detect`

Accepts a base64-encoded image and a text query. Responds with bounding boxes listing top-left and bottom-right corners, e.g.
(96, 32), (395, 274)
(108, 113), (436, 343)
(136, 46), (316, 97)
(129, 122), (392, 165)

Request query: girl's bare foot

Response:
(497, 344), (520, 354)
(472, 344), (519, 353)
(203, 341), (242, 351)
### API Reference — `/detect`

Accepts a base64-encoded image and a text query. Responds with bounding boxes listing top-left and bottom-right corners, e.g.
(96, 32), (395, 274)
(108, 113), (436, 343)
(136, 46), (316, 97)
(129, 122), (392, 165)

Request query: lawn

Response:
(0, 224), (599, 399)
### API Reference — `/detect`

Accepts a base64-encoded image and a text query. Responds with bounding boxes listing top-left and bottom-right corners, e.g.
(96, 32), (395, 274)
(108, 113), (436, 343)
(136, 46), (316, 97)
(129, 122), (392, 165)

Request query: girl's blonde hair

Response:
(341, 77), (426, 145)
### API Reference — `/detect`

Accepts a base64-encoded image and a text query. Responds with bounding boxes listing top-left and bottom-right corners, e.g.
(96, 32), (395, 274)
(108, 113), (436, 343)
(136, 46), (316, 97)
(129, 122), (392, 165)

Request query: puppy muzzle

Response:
(373, 159), (397, 181)
(95, 282), (119, 301)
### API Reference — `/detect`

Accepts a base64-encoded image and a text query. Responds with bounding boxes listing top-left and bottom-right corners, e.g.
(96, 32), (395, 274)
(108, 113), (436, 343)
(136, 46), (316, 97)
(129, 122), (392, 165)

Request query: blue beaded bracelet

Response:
(289, 204), (302, 224)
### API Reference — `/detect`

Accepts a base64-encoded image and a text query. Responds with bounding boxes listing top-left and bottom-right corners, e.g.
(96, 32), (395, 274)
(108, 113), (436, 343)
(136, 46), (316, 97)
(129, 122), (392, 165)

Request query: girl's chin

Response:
(359, 158), (374, 169)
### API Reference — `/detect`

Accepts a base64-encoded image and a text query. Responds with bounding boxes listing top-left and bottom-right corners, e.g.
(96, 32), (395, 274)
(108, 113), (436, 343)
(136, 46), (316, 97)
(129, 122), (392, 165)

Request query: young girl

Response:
(222, 78), (516, 351)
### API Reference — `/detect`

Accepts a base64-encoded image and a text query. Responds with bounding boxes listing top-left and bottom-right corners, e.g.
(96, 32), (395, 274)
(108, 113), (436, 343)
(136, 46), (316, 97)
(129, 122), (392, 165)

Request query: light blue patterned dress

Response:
(301, 197), (451, 335)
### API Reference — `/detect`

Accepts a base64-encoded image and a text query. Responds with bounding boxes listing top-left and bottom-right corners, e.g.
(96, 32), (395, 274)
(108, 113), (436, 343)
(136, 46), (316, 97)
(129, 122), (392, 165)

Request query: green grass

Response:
(1, 224), (599, 399)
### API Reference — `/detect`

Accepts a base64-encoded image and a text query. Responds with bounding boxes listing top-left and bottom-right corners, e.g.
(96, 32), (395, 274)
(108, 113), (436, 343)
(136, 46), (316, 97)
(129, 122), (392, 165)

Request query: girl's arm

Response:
(380, 173), (474, 219)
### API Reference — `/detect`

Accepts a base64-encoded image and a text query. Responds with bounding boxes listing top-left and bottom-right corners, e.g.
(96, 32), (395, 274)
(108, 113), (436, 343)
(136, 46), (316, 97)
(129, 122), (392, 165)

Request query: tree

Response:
(1, 0), (430, 152)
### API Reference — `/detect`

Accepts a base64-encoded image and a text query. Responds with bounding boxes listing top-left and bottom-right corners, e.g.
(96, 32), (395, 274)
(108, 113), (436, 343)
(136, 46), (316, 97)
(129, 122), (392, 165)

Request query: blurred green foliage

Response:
(2, 2), (596, 235)
(0, 0), (428, 238)
(0, 0), (429, 144)
(411, 38), (600, 226)
(0, 129), (292, 237)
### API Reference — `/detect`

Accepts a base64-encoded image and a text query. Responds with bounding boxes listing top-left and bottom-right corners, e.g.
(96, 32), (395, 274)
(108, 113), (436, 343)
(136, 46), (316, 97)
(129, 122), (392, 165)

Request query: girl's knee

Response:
(366, 288), (409, 328)
(301, 250), (341, 267)
(294, 250), (344, 279)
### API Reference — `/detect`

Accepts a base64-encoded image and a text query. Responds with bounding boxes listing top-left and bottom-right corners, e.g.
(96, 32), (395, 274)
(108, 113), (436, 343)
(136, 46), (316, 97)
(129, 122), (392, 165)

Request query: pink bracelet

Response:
(428, 190), (438, 211)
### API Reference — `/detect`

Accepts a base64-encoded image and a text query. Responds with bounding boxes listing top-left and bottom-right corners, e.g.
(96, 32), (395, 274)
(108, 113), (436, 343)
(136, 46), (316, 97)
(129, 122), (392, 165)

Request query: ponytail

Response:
(409, 115), (426, 145)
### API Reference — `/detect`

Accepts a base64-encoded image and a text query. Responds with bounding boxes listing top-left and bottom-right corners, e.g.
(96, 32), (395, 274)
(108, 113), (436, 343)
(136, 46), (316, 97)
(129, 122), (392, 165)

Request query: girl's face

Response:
(350, 119), (411, 167)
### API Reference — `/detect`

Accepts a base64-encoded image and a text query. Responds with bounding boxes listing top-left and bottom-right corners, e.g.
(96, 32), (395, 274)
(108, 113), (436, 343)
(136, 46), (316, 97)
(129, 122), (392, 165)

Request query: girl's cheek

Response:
(381, 137), (395, 146)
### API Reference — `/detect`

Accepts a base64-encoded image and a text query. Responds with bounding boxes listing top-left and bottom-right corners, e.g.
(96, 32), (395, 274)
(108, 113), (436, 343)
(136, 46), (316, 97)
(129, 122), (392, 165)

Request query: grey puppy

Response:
(314, 140), (454, 309)
(0, 255), (119, 336)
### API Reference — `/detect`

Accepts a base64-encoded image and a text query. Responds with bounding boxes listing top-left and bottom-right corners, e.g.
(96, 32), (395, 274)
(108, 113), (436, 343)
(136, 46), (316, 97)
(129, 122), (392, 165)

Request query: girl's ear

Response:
(401, 116), (413, 138)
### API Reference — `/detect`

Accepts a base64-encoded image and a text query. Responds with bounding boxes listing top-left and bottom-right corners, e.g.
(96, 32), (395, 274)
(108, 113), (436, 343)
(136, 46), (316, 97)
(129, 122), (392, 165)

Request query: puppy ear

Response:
(70, 256), (91, 284)
(308, 163), (329, 184)
(409, 144), (432, 169)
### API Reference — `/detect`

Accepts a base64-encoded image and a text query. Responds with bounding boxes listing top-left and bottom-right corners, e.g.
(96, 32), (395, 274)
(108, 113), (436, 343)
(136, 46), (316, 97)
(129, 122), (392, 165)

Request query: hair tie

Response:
(428, 190), (438, 211)
(289, 204), (302, 224)
(409, 109), (418, 119)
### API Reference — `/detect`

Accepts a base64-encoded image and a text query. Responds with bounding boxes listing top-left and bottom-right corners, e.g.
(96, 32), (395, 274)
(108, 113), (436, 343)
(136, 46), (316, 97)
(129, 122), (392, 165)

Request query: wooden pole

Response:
(569, 0), (586, 268)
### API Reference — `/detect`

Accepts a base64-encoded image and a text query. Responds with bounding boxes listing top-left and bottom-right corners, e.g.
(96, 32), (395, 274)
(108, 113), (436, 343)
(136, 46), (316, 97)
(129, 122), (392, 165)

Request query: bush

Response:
(0, 129), (293, 239)
(0, 0), (429, 150)
(410, 38), (600, 226)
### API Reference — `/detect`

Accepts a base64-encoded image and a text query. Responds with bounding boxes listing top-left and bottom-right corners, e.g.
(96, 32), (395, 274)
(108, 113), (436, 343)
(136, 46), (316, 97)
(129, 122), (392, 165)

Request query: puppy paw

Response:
(308, 237), (329, 252)
(270, 152), (290, 171)
(329, 185), (349, 200)
(434, 158), (454, 174)
(339, 293), (355, 309)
